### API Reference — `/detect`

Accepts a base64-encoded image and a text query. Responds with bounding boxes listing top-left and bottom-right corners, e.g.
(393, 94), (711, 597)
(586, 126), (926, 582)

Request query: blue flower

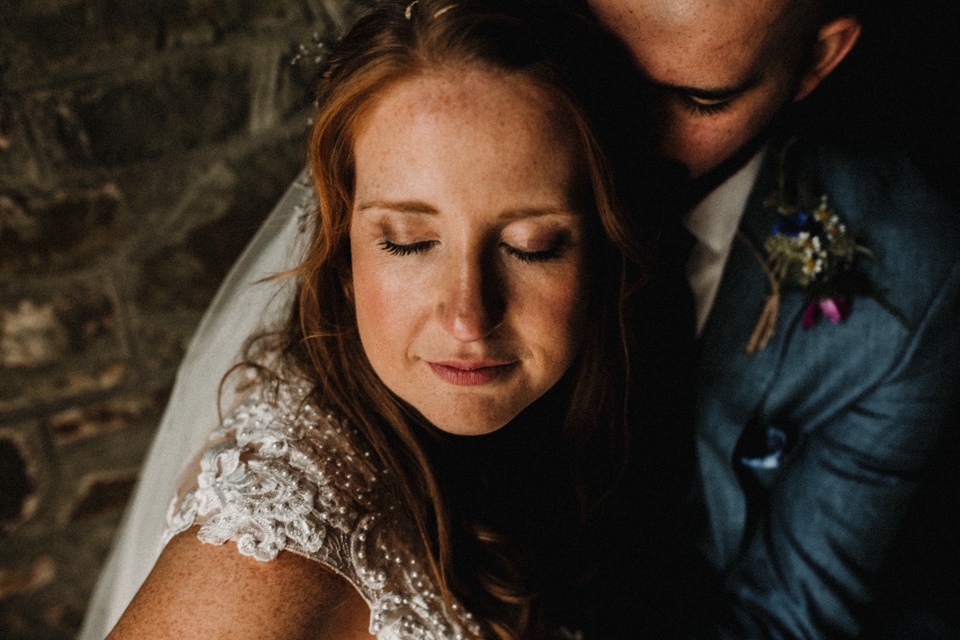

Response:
(771, 210), (809, 237)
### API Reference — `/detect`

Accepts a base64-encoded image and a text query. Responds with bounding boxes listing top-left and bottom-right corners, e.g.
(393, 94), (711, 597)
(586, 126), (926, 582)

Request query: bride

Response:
(103, 1), (645, 638)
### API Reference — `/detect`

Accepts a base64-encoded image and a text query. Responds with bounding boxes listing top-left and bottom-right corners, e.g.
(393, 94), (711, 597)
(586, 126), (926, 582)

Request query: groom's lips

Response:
(427, 360), (517, 386)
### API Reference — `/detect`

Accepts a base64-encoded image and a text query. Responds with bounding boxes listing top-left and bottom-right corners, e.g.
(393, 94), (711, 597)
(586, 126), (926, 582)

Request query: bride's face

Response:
(349, 69), (589, 436)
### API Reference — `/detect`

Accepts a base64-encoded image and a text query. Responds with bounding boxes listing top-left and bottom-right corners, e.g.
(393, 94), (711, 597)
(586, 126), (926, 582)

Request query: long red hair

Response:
(281, 1), (647, 636)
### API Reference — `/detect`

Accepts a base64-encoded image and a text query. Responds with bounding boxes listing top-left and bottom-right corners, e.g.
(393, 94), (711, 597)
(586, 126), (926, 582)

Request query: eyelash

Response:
(502, 244), (563, 263)
(378, 240), (563, 262)
(684, 97), (733, 116)
(379, 240), (435, 256)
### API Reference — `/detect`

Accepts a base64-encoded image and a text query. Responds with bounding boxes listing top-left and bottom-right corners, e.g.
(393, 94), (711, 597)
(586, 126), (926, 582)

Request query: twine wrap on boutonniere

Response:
(741, 138), (909, 354)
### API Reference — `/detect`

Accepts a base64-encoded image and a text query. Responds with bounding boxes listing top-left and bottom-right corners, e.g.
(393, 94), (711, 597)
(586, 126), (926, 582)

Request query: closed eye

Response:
(683, 95), (733, 116)
(379, 239), (436, 256)
(502, 243), (563, 263)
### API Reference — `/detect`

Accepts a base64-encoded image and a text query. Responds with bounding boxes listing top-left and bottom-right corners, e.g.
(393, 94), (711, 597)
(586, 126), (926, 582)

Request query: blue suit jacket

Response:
(695, 138), (960, 638)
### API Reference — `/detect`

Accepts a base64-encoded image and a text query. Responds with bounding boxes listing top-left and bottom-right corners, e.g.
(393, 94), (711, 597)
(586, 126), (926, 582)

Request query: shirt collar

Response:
(683, 147), (767, 254)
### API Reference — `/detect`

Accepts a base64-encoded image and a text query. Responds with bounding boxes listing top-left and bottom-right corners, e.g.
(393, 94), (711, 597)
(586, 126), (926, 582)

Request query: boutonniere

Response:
(740, 139), (909, 354)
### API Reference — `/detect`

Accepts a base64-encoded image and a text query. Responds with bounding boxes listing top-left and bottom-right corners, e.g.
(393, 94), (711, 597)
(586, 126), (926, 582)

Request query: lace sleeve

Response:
(161, 378), (484, 640)
(162, 379), (377, 561)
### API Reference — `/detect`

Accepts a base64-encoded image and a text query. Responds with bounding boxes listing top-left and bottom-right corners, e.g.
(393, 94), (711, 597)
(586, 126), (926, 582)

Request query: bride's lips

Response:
(427, 360), (518, 386)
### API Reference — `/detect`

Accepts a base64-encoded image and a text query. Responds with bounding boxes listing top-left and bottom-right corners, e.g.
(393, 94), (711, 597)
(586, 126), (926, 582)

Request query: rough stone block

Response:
(156, 0), (312, 46)
(0, 98), (48, 193)
(65, 470), (139, 521)
(301, 0), (366, 30)
(48, 393), (158, 445)
(135, 161), (240, 312)
(0, 285), (116, 367)
(0, 556), (56, 601)
(0, 438), (34, 527)
(0, 105), (12, 151)
(0, 300), (69, 369)
(0, 2), (158, 83)
(73, 57), (252, 165)
(0, 518), (124, 639)
(0, 282), (126, 413)
(0, 528), (95, 638)
(127, 146), (301, 326)
(132, 313), (198, 376)
(138, 247), (223, 314)
(0, 197), (36, 245)
(0, 433), (39, 532)
(186, 135), (306, 285)
(43, 602), (85, 634)
(0, 362), (128, 417)
(0, 182), (125, 276)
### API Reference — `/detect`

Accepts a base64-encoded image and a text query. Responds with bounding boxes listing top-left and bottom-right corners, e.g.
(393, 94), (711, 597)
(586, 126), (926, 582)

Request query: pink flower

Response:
(802, 296), (851, 329)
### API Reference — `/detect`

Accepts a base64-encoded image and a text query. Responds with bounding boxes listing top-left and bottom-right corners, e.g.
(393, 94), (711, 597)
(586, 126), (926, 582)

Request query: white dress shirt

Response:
(684, 149), (767, 335)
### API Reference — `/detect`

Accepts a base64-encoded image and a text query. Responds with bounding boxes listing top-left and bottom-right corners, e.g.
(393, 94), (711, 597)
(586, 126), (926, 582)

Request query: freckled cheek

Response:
(520, 268), (588, 364)
(351, 255), (428, 370)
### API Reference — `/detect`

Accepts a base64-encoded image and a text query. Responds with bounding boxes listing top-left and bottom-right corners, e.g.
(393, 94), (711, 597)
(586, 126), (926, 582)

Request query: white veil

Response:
(77, 170), (315, 640)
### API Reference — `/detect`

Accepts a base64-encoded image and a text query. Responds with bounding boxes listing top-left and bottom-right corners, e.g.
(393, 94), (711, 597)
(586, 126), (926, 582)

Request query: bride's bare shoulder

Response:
(107, 526), (374, 640)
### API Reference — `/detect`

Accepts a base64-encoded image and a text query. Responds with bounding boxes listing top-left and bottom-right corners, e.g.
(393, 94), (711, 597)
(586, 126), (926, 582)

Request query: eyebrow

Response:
(656, 74), (763, 101)
(356, 200), (579, 219)
(356, 200), (439, 215)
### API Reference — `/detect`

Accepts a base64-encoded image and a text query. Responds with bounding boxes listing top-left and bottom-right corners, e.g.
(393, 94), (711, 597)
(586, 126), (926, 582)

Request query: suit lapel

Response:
(694, 149), (807, 569)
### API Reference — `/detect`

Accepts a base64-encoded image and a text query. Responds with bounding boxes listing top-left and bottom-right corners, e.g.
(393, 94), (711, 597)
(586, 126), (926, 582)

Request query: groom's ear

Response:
(793, 15), (862, 102)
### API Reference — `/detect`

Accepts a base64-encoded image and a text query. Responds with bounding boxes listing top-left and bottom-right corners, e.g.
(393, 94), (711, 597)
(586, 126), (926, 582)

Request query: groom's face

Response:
(588, 0), (814, 179)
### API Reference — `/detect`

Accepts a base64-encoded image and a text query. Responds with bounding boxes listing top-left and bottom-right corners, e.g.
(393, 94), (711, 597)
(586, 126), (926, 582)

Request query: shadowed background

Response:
(0, 1), (372, 638)
(0, 1), (956, 639)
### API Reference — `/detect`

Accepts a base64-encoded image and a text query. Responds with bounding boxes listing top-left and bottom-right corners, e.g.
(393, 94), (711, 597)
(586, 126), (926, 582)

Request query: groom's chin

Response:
(684, 132), (770, 205)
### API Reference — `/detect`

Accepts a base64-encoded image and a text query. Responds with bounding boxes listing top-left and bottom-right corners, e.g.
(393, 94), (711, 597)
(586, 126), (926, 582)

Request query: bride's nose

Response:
(438, 253), (504, 342)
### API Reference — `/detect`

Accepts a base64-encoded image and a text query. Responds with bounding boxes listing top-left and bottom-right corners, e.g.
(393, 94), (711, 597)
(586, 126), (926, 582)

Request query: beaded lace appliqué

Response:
(163, 379), (483, 640)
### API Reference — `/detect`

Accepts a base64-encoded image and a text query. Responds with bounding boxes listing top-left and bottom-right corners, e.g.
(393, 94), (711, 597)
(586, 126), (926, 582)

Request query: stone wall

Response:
(0, 1), (370, 638)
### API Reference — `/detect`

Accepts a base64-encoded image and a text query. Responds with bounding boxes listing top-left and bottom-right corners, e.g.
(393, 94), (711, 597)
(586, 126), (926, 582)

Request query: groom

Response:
(574, 0), (960, 638)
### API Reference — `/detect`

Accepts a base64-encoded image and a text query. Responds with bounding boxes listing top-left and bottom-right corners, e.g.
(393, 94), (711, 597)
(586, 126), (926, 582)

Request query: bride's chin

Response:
(419, 399), (521, 437)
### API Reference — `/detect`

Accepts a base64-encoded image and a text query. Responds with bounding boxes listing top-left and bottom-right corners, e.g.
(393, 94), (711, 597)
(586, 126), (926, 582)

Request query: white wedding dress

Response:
(77, 170), (314, 640)
(162, 374), (484, 640)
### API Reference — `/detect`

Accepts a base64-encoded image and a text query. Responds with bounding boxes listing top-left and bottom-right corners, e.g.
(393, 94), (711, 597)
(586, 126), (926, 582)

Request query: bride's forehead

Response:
(356, 70), (578, 154)
(378, 69), (563, 121)
(356, 78), (580, 181)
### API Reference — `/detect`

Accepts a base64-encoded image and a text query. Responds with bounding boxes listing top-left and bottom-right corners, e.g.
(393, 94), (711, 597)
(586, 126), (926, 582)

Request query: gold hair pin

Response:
(405, 0), (418, 19)
(405, 1), (458, 20)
